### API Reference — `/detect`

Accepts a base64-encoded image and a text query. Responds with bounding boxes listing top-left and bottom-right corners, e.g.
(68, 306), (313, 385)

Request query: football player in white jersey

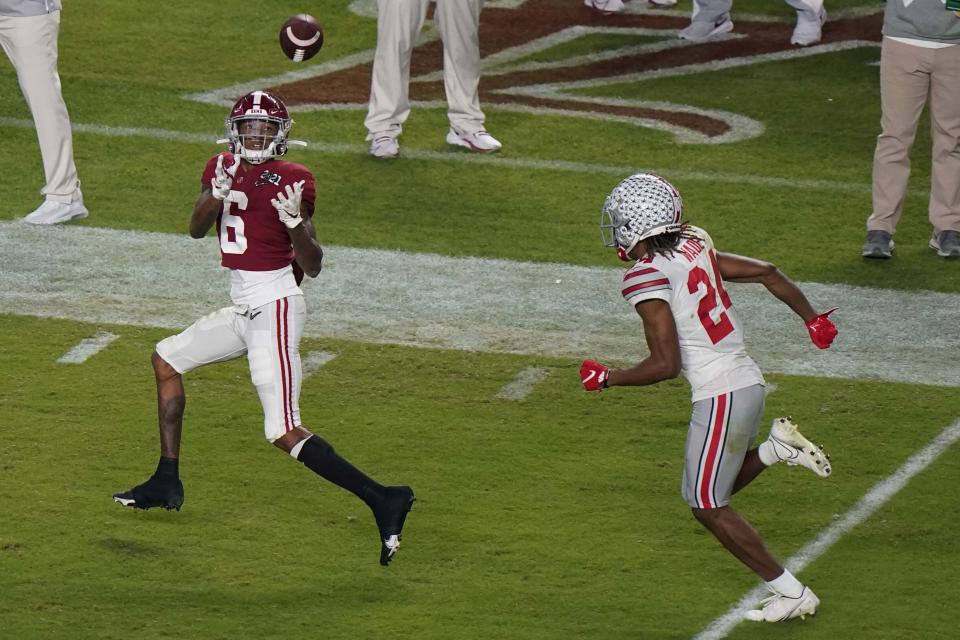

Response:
(579, 173), (838, 623)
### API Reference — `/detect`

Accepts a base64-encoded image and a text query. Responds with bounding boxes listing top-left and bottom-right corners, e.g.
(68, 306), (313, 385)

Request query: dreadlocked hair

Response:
(644, 223), (698, 258)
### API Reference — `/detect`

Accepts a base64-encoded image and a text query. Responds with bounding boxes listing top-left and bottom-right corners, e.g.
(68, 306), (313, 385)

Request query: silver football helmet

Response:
(600, 173), (683, 258)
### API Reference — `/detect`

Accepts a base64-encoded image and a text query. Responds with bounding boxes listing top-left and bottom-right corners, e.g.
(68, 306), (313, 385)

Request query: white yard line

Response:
(56, 331), (119, 364)
(0, 117), (870, 193)
(693, 418), (960, 639)
(302, 351), (338, 379)
(1, 221), (957, 387)
(497, 366), (553, 400)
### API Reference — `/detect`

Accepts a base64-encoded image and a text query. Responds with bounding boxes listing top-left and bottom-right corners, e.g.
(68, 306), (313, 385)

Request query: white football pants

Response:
(364, 0), (486, 139)
(155, 296), (306, 443)
(0, 10), (80, 203)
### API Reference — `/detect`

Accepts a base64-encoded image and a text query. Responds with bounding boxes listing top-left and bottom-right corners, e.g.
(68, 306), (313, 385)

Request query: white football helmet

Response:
(600, 173), (683, 259)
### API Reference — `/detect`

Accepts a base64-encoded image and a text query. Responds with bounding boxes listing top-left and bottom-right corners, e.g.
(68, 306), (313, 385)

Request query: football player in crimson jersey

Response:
(579, 174), (838, 623)
(113, 91), (414, 566)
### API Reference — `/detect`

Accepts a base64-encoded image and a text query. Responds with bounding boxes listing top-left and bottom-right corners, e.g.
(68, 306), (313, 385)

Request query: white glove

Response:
(272, 180), (305, 229)
(210, 154), (233, 201)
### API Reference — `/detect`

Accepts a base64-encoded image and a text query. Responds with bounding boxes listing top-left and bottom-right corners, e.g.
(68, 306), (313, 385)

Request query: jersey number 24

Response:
(686, 250), (734, 344)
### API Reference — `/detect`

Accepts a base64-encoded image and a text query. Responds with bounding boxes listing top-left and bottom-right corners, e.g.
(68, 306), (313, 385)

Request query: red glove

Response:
(806, 307), (838, 349)
(580, 359), (609, 391)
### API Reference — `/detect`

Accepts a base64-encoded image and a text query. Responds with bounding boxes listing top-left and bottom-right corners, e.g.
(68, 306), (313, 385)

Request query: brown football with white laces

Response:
(279, 14), (323, 62)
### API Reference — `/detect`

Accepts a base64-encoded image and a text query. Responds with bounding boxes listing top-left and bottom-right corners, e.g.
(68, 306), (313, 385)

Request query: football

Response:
(279, 14), (324, 62)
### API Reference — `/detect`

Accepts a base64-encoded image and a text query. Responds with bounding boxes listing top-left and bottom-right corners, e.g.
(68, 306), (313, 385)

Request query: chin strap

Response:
(616, 247), (632, 262)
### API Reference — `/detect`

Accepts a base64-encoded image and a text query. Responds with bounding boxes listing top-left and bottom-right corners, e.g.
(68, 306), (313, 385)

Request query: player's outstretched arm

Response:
(716, 252), (837, 349)
(715, 252), (817, 322)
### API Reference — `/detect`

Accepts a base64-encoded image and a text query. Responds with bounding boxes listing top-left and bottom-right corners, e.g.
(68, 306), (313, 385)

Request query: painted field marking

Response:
(1, 222), (957, 388)
(0, 117), (869, 194)
(497, 366), (553, 400)
(302, 351), (338, 379)
(693, 418), (960, 640)
(57, 331), (119, 364)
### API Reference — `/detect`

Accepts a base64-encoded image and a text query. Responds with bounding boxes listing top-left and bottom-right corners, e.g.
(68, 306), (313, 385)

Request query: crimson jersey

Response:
(201, 153), (316, 272)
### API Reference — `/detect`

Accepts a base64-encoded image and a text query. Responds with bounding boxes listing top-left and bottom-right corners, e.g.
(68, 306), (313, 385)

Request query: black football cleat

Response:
(113, 475), (185, 511)
(373, 485), (415, 566)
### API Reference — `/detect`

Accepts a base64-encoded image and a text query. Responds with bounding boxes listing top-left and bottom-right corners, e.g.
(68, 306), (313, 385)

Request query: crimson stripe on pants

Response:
(698, 393), (729, 509)
(281, 297), (295, 431)
(275, 299), (292, 432)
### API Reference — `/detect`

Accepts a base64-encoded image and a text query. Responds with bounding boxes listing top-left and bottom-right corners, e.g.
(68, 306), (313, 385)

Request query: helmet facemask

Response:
(227, 115), (291, 165)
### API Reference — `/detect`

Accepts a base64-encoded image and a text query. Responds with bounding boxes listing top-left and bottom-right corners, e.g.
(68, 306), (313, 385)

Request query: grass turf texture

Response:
(1, 1), (958, 638)
(0, 315), (958, 639)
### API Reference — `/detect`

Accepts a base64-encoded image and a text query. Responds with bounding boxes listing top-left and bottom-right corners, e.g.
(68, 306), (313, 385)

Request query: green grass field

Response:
(1, 1), (958, 638)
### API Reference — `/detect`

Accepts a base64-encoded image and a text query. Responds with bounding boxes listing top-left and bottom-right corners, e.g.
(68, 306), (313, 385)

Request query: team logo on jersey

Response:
(255, 170), (282, 187)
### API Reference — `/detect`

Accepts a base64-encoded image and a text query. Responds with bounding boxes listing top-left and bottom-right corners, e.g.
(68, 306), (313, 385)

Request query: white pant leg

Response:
(364, 0), (430, 139)
(783, 0), (823, 14)
(155, 306), (248, 374)
(435, 0), (485, 134)
(689, 0), (733, 23)
(245, 296), (306, 443)
(0, 11), (79, 203)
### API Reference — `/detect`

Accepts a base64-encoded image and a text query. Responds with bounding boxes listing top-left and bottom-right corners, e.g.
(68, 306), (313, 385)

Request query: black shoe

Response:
(373, 485), (415, 566)
(113, 474), (184, 511)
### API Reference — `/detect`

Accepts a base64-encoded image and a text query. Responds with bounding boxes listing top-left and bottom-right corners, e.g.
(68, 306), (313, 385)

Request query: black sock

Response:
(297, 436), (384, 507)
(155, 456), (179, 479)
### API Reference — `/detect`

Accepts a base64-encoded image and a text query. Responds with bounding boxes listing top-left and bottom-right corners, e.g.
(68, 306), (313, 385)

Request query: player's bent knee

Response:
(151, 351), (179, 380)
(270, 426), (314, 454)
(691, 505), (725, 525)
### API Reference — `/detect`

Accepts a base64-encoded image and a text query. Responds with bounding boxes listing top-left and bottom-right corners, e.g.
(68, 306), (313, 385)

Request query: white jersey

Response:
(620, 226), (764, 402)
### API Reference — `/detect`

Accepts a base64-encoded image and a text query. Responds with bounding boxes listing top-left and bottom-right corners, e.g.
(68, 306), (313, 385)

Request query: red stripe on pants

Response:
(698, 393), (728, 509)
(276, 299), (292, 432)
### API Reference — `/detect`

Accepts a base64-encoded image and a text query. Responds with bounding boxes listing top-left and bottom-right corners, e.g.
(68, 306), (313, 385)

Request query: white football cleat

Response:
(446, 128), (502, 153)
(745, 586), (820, 622)
(791, 8), (826, 46)
(767, 417), (832, 478)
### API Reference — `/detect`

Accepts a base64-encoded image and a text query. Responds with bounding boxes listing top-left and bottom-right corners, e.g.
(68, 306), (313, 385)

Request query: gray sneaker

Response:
(861, 230), (894, 259)
(929, 230), (960, 258)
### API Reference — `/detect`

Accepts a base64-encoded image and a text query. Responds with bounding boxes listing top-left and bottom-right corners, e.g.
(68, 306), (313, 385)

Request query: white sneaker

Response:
(648, 0), (678, 6)
(23, 197), (89, 225)
(584, 0), (625, 15)
(791, 8), (826, 46)
(745, 586), (820, 622)
(767, 417), (832, 478)
(678, 15), (734, 42)
(369, 135), (399, 159)
(446, 128), (502, 153)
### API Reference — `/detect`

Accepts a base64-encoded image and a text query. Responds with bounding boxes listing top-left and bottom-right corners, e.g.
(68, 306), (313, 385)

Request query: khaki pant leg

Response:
(928, 45), (960, 233)
(868, 38), (932, 234)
